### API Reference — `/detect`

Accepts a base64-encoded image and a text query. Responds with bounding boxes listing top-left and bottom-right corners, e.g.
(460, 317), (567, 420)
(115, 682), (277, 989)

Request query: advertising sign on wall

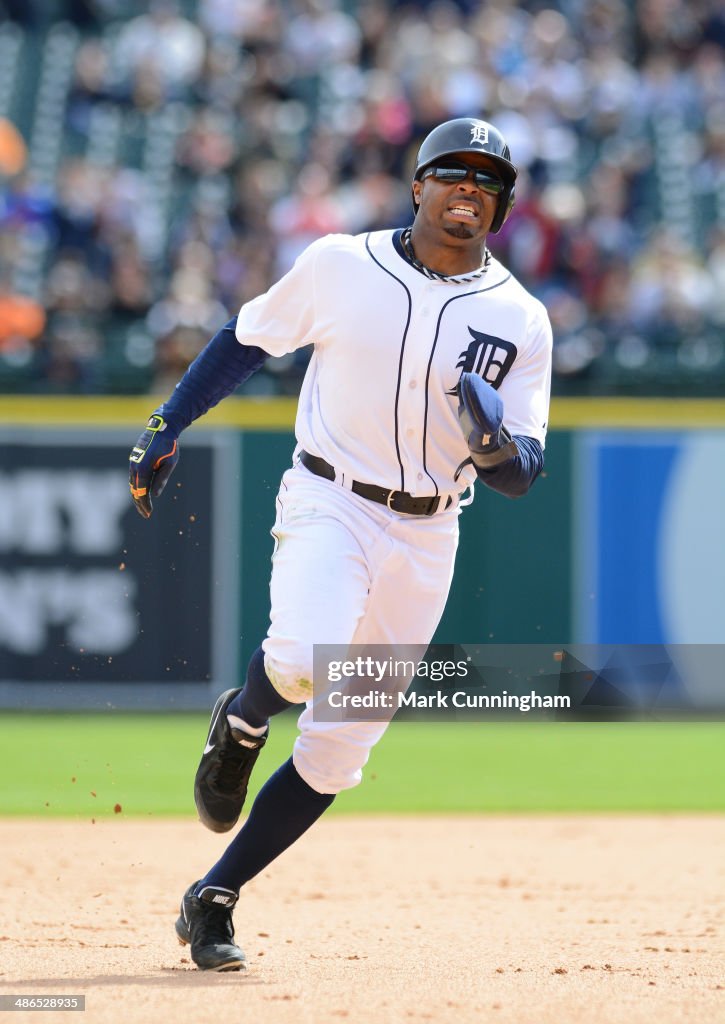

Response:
(575, 431), (725, 645)
(574, 430), (725, 711)
(0, 429), (240, 708)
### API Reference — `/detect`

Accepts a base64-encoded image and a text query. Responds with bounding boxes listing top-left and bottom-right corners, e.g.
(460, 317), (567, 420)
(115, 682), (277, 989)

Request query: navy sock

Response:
(198, 758), (335, 892)
(228, 646), (293, 729)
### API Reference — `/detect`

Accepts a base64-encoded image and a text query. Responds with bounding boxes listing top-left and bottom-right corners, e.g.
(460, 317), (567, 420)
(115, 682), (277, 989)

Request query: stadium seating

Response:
(0, 1), (723, 396)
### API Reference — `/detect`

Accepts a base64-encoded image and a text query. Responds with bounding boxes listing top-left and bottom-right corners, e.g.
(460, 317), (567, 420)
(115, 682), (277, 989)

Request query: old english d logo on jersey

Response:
(446, 328), (518, 394)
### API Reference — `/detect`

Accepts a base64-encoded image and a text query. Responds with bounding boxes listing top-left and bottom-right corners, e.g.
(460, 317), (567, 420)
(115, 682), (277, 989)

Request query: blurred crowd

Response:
(1, 0), (724, 395)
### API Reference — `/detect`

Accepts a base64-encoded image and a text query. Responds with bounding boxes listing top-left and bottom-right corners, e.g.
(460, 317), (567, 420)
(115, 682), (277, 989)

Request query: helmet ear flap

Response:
(490, 182), (515, 233)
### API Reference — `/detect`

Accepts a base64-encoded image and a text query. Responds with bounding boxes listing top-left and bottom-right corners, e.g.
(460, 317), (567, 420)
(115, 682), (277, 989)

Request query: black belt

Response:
(299, 450), (452, 517)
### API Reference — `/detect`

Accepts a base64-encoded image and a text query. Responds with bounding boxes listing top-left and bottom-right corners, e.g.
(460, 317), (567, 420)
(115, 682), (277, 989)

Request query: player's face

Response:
(412, 151), (502, 242)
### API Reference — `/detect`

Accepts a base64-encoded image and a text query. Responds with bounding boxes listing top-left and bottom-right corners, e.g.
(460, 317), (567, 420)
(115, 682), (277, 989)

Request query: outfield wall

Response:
(1, 397), (724, 709)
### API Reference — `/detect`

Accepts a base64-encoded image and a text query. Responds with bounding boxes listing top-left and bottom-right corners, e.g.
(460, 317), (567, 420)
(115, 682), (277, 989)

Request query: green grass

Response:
(1, 713), (723, 817)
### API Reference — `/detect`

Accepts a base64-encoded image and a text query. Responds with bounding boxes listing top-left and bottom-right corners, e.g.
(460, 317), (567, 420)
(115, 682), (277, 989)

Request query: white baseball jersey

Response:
(236, 230), (552, 499)
(235, 228), (553, 793)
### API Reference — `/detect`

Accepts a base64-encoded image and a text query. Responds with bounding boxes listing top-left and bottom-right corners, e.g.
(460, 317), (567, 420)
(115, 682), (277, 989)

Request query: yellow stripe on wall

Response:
(549, 398), (725, 428)
(0, 396), (298, 429)
(1, 396), (725, 429)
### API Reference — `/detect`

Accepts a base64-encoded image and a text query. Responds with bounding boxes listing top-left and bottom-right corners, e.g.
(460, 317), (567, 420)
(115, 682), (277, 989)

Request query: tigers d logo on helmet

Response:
(469, 124), (489, 146)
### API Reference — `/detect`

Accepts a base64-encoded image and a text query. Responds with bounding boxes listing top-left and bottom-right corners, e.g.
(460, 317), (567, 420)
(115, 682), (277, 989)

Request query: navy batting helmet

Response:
(412, 117), (517, 233)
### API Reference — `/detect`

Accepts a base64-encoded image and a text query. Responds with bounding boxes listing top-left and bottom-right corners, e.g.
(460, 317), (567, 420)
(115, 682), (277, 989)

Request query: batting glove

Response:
(129, 409), (180, 519)
(457, 372), (518, 469)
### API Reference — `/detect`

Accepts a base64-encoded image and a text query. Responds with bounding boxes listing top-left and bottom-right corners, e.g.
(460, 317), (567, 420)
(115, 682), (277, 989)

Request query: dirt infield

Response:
(1, 816), (723, 1024)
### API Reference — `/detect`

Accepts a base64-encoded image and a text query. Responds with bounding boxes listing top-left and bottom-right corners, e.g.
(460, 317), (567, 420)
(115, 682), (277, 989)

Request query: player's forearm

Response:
(475, 435), (544, 498)
(160, 317), (269, 433)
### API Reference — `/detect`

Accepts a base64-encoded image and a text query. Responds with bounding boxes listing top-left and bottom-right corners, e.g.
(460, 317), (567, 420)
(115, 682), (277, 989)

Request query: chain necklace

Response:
(401, 227), (491, 284)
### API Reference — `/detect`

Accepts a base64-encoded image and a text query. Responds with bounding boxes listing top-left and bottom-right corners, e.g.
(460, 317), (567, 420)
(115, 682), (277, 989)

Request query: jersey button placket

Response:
(397, 287), (436, 493)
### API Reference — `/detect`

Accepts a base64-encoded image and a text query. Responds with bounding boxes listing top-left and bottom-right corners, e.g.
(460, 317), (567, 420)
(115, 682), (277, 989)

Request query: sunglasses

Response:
(421, 164), (505, 196)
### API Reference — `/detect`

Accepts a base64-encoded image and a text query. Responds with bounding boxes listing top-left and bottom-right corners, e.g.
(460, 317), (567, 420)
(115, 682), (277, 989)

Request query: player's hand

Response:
(457, 372), (503, 452)
(128, 410), (180, 519)
(457, 372), (517, 469)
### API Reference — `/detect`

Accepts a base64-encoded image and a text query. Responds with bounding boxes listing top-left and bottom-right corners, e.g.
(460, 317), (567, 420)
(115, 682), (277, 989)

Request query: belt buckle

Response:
(386, 489), (439, 516)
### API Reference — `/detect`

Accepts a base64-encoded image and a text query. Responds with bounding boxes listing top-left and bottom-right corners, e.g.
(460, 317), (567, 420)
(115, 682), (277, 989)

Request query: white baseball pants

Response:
(262, 463), (460, 794)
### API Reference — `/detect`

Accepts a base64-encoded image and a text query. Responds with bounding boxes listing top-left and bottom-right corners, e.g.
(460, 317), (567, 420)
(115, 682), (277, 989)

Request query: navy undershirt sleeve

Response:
(160, 316), (268, 432)
(475, 435), (544, 498)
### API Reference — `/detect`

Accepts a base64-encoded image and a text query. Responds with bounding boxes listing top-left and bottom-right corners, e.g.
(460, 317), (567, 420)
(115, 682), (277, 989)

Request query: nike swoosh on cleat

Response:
(203, 696), (227, 756)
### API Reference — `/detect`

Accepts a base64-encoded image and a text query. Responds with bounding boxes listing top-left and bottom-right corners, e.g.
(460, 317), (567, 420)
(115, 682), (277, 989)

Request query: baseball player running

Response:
(129, 118), (552, 971)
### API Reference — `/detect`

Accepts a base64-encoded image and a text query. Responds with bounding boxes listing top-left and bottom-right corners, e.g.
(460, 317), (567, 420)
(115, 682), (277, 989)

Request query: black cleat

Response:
(175, 882), (246, 972)
(194, 688), (268, 833)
